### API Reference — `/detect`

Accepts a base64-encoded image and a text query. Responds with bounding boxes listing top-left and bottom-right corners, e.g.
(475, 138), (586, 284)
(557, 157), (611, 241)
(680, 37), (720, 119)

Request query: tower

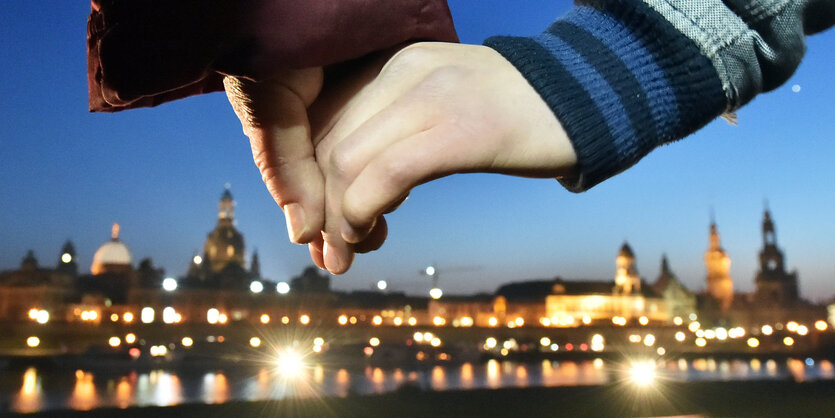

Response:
(614, 242), (641, 294)
(203, 187), (245, 273)
(754, 209), (799, 304)
(704, 220), (733, 311)
(56, 240), (78, 277)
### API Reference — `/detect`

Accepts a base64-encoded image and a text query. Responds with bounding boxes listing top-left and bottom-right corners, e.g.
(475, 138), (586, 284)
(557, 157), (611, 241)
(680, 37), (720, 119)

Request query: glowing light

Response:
(675, 331), (686, 342)
(249, 337), (261, 348)
(218, 313), (228, 324)
(704, 329), (716, 339)
(514, 317), (525, 327)
(299, 315), (310, 325)
(110, 313), (119, 322)
(162, 278), (178, 292)
(540, 317), (551, 327)
(783, 336), (795, 346)
(181, 337), (193, 347)
(433, 316), (446, 326)
(207, 308), (220, 324)
(673, 316), (683, 326)
(282, 316), (291, 325)
(787, 321), (799, 332)
(629, 334), (641, 343)
(276, 282), (290, 294)
(26, 337), (40, 348)
(639, 316), (649, 326)
(540, 337), (551, 347)
(141, 307), (154, 324)
(762, 325), (774, 335)
(425, 266), (436, 276)
(688, 321), (701, 332)
(485, 337), (497, 349)
(488, 317), (498, 327)
(643, 334), (656, 346)
(28, 309), (39, 320)
(429, 287), (443, 300)
(550, 344), (559, 351)
(657, 347), (666, 356)
(729, 327), (745, 338)
(125, 333), (136, 344)
(696, 329), (705, 338)
(260, 314), (270, 324)
(629, 361), (656, 387)
(591, 334), (605, 352)
(369, 337), (380, 347)
(276, 349), (304, 378)
(715, 327), (728, 341)
(376, 280), (387, 291)
(150, 345), (168, 357)
(430, 337), (442, 347)
(747, 337), (760, 348)
(797, 325), (808, 336)
(313, 337), (324, 346)
(193, 255), (203, 265)
(372, 315), (383, 326)
(815, 320), (828, 331)
(123, 312), (134, 323)
(249, 281), (264, 294)
(414, 332), (425, 343)
(408, 317), (417, 326)
(108, 337), (121, 347)
(393, 317), (403, 326)
(695, 337), (707, 347)
(338, 315), (348, 325)
(460, 316), (474, 327)
(163, 307), (177, 324)
(62, 253), (73, 263)
(582, 315), (592, 325)
(689, 313), (698, 321)
(36, 310), (49, 324)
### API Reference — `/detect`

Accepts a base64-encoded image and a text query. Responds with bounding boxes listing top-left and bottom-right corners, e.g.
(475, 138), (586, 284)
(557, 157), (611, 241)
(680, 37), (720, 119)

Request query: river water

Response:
(3, 357), (833, 413)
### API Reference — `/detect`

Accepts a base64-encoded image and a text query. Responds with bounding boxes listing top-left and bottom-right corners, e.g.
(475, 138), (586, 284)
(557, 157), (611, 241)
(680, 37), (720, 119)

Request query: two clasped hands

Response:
(224, 42), (578, 274)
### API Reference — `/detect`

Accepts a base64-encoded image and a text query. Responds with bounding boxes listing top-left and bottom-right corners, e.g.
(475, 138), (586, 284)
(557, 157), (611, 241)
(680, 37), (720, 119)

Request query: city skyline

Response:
(1, 1), (834, 301)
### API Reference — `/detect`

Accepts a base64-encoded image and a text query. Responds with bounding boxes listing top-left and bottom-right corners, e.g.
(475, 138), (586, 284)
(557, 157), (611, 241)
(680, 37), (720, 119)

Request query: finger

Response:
(225, 76), (325, 244)
(352, 216), (388, 254)
(308, 235), (325, 270)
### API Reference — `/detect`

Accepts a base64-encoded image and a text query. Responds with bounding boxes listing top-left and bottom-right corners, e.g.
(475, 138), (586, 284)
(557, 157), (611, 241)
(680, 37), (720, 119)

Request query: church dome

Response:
(91, 224), (133, 275)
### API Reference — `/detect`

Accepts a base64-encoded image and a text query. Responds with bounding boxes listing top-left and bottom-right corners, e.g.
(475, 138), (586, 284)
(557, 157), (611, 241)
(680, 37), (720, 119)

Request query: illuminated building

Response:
(614, 243), (641, 295)
(0, 250), (74, 321)
(203, 187), (245, 274)
(90, 224), (133, 276)
(704, 219), (734, 311)
(754, 209), (799, 305)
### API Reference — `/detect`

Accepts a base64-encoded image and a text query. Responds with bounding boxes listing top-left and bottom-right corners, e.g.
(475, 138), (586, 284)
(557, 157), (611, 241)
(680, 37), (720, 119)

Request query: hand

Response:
(224, 53), (393, 269)
(315, 42), (578, 274)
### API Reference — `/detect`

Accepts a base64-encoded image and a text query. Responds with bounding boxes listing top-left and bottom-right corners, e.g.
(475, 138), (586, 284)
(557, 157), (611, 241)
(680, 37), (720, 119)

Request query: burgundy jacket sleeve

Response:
(87, 0), (458, 112)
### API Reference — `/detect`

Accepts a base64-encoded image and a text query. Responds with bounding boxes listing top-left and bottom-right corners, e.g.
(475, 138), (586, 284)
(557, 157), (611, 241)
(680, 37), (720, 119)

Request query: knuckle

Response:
(328, 143), (361, 180)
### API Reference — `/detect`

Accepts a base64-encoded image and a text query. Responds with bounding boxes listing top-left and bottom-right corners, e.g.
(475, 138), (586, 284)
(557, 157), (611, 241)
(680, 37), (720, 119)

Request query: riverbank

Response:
(8, 379), (835, 417)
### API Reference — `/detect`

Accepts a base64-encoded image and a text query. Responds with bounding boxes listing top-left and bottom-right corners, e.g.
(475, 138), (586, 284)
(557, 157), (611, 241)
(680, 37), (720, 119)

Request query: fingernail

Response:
(283, 203), (306, 243)
(323, 242), (344, 273)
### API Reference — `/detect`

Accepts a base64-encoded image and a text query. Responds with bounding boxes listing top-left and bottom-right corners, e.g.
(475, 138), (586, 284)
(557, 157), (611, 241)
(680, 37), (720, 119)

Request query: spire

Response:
(660, 254), (670, 275)
(111, 223), (120, 240)
(218, 186), (235, 220)
(250, 250), (261, 278)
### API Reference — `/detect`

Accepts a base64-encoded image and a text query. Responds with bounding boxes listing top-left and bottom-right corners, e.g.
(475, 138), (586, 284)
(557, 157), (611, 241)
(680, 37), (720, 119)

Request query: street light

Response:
(377, 280), (388, 291)
(250, 281), (264, 294)
(162, 277), (178, 292)
(276, 282), (290, 295)
(429, 287), (443, 300)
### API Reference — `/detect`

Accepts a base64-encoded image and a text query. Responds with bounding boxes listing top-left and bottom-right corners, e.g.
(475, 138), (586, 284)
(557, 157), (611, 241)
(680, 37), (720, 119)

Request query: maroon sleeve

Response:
(87, 0), (458, 112)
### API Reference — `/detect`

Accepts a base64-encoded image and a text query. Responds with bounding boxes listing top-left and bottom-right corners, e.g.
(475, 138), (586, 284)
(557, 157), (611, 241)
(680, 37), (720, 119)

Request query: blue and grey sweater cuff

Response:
(484, 1), (726, 192)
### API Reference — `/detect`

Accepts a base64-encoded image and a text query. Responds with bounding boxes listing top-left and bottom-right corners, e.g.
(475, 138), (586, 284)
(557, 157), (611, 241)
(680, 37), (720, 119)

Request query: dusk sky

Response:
(1, 1), (833, 301)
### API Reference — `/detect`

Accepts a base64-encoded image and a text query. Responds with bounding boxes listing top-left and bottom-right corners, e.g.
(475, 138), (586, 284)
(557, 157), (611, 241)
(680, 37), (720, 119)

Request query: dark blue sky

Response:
(1, 1), (833, 300)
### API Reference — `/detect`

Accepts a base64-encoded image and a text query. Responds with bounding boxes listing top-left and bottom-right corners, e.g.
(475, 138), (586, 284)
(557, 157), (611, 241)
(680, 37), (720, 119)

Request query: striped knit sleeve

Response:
(484, 0), (834, 192)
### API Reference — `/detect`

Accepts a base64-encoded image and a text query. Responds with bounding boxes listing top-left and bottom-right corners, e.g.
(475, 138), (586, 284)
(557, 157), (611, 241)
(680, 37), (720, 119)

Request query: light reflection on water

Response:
(3, 358), (833, 413)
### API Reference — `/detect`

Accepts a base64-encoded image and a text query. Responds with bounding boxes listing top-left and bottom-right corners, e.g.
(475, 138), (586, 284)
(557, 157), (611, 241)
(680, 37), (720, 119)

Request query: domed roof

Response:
(619, 242), (634, 258)
(91, 224), (132, 275)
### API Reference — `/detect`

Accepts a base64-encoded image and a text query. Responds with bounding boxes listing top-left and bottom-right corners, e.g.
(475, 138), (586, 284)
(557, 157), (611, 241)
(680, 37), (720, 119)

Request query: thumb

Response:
(224, 71), (325, 244)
